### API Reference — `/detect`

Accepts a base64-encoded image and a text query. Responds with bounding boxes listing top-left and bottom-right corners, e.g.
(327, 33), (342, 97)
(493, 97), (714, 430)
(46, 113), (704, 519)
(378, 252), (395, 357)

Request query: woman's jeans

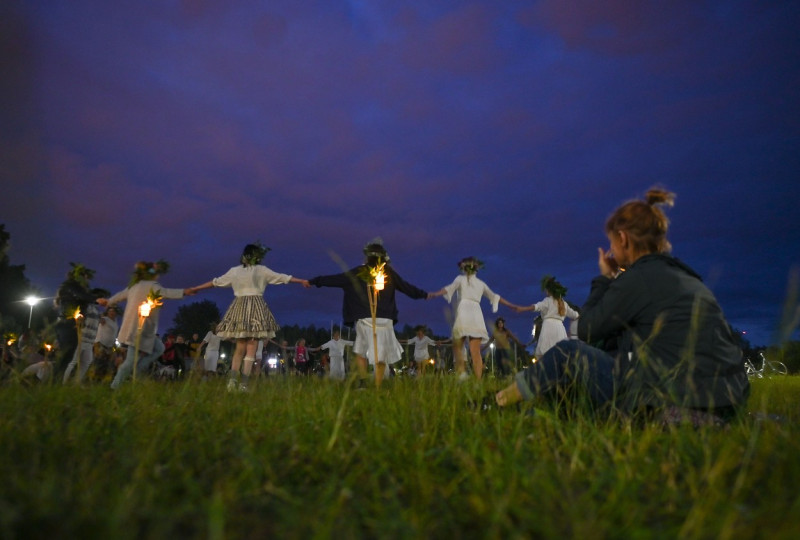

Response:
(515, 340), (616, 408)
(111, 339), (166, 389)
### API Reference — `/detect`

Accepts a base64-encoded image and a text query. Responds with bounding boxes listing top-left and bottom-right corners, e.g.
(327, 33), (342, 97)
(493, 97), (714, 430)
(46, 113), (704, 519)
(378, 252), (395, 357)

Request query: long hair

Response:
(605, 187), (675, 255)
(541, 275), (567, 316)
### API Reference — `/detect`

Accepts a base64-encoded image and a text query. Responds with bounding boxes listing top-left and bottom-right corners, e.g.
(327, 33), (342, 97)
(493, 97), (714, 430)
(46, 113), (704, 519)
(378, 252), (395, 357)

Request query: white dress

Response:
(320, 338), (354, 380)
(408, 335), (436, 361)
(442, 274), (500, 344)
(532, 296), (579, 357)
(202, 331), (222, 372)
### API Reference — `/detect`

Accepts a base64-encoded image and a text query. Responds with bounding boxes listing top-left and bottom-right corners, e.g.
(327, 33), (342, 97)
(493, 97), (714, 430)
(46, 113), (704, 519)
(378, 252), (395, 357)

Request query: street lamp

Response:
(24, 296), (40, 329)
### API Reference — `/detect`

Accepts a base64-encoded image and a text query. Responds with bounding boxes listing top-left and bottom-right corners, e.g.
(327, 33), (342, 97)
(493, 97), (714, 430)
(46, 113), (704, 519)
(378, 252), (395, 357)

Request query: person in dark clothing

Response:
(308, 238), (430, 386)
(496, 188), (749, 425)
(53, 263), (100, 377)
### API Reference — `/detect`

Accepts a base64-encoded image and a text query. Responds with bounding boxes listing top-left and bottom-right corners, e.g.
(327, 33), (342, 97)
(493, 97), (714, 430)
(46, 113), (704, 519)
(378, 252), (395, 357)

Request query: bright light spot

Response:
(138, 301), (152, 318)
(375, 270), (385, 291)
(267, 356), (278, 368)
(24, 296), (40, 307)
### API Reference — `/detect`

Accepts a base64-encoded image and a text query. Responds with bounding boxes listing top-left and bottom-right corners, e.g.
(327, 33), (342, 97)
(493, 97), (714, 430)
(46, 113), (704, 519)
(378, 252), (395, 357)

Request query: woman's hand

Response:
(598, 248), (619, 279)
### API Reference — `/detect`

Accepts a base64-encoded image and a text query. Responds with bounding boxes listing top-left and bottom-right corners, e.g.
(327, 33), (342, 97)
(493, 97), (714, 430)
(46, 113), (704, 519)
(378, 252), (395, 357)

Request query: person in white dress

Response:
(312, 329), (354, 380)
(98, 260), (190, 389)
(188, 243), (309, 391)
(401, 325), (448, 376)
(430, 257), (522, 380)
(200, 327), (222, 375)
(516, 275), (579, 358)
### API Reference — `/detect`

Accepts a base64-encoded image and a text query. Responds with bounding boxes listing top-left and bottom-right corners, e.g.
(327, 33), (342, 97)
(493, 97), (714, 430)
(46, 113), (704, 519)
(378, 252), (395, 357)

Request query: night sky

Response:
(2, 1), (799, 347)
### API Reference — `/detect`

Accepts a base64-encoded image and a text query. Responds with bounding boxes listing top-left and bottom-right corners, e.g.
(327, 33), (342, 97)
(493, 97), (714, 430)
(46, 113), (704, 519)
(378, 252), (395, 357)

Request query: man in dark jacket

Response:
(309, 239), (429, 386)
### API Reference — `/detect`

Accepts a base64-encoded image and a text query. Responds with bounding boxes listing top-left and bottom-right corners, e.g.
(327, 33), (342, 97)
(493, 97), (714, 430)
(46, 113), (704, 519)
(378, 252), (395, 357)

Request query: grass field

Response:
(0, 374), (798, 539)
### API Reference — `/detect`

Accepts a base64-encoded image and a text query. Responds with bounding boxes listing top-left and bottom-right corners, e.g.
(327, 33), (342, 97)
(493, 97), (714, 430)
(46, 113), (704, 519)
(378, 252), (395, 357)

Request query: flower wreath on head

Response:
(540, 275), (567, 299)
(358, 237), (390, 284)
(362, 237), (390, 265)
(458, 256), (484, 275)
(241, 242), (270, 267)
(68, 262), (95, 283)
(129, 259), (170, 286)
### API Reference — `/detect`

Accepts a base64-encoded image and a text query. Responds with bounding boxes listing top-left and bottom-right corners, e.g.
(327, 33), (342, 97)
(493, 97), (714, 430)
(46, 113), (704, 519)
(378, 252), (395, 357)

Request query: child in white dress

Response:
(312, 329), (354, 380)
(430, 257), (522, 380)
(517, 276), (579, 358)
(188, 243), (309, 391)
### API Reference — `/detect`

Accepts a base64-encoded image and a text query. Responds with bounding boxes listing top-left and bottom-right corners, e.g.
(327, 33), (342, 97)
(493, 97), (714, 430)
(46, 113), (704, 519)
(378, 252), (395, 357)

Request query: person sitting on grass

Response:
(495, 187), (750, 426)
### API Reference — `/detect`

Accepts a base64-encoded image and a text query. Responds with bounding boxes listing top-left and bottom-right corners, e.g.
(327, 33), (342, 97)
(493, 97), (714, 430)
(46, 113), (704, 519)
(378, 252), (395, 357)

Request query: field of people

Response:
(0, 374), (798, 538)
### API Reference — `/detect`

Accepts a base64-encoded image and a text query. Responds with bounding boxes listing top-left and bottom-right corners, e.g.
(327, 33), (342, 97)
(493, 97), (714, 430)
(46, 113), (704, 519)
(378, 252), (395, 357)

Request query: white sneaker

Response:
(226, 379), (237, 392)
(458, 372), (470, 382)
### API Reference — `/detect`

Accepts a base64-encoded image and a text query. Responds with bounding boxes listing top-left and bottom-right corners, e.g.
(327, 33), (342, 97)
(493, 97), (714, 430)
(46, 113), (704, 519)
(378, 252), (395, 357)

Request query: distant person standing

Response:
(313, 329), (354, 381)
(62, 288), (108, 384)
(430, 257), (522, 381)
(53, 263), (100, 377)
(188, 243), (309, 392)
(402, 325), (447, 376)
(485, 317), (524, 377)
(92, 306), (119, 381)
(515, 276), (579, 358)
(200, 326), (222, 377)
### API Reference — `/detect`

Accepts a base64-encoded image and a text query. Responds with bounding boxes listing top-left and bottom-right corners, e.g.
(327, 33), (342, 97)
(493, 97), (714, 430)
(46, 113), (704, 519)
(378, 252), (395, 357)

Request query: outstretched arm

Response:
(499, 297), (523, 311)
(187, 281), (214, 294)
(428, 288), (446, 299)
(290, 277), (310, 288)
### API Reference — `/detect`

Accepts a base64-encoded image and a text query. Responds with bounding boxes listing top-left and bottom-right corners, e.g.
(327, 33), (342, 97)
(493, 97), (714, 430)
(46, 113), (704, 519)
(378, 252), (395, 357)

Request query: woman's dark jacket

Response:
(578, 253), (749, 410)
(309, 265), (428, 327)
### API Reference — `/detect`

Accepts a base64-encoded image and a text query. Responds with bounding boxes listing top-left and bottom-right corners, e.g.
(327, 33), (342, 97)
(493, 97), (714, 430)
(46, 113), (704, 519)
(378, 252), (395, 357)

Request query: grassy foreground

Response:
(0, 375), (798, 539)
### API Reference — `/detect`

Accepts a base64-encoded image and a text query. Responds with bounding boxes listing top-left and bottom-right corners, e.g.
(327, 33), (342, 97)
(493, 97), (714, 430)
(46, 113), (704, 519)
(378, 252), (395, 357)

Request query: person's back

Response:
(592, 253), (746, 409)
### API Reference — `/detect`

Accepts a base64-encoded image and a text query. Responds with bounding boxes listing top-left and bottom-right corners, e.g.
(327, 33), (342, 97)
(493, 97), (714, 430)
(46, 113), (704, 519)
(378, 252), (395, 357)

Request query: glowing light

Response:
(375, 269), (385, 291)
(24, 296), (41, 307)
(44, 343), (52, 352)
(138, 301), (152, 318)
(72, 307), (83, 320)
(138, 294), (163, 319)
(428, 358), (435, 365)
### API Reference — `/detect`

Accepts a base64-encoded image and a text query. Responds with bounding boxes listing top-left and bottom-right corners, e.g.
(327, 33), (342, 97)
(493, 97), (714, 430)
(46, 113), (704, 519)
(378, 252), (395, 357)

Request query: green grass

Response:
(1, 375), (799, 539)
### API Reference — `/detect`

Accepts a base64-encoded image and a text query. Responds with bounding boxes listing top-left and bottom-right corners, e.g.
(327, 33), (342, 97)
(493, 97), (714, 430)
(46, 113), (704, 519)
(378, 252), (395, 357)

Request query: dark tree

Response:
(169, 300), (222, 337)
(0, 224), (41, 333)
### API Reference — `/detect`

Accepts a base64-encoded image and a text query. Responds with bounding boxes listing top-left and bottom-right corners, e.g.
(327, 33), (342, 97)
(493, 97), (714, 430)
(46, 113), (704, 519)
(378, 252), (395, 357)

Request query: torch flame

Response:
(371, 262), (386, 291)
(375, 269), (385, 291)
(139, 300), (153, 318)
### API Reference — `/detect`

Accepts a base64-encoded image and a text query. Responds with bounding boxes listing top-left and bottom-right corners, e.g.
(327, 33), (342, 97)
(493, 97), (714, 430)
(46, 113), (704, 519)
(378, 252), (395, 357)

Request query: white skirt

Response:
(451, 300), (489, 344)
(353, 318), (403, 365)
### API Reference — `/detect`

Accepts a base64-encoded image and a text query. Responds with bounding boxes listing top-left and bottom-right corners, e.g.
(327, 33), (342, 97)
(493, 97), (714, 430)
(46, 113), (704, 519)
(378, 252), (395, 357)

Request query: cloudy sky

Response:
(2, 0), (798, 347)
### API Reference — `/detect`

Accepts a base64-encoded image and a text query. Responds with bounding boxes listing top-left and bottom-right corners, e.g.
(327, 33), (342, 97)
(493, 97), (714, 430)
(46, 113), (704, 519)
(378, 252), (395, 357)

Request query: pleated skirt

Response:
(216, 295), (279, 340)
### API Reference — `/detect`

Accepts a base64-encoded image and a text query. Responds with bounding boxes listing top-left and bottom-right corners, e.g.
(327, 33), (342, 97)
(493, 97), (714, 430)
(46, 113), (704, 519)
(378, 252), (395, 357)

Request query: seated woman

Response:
(496, 187), (749, 425)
